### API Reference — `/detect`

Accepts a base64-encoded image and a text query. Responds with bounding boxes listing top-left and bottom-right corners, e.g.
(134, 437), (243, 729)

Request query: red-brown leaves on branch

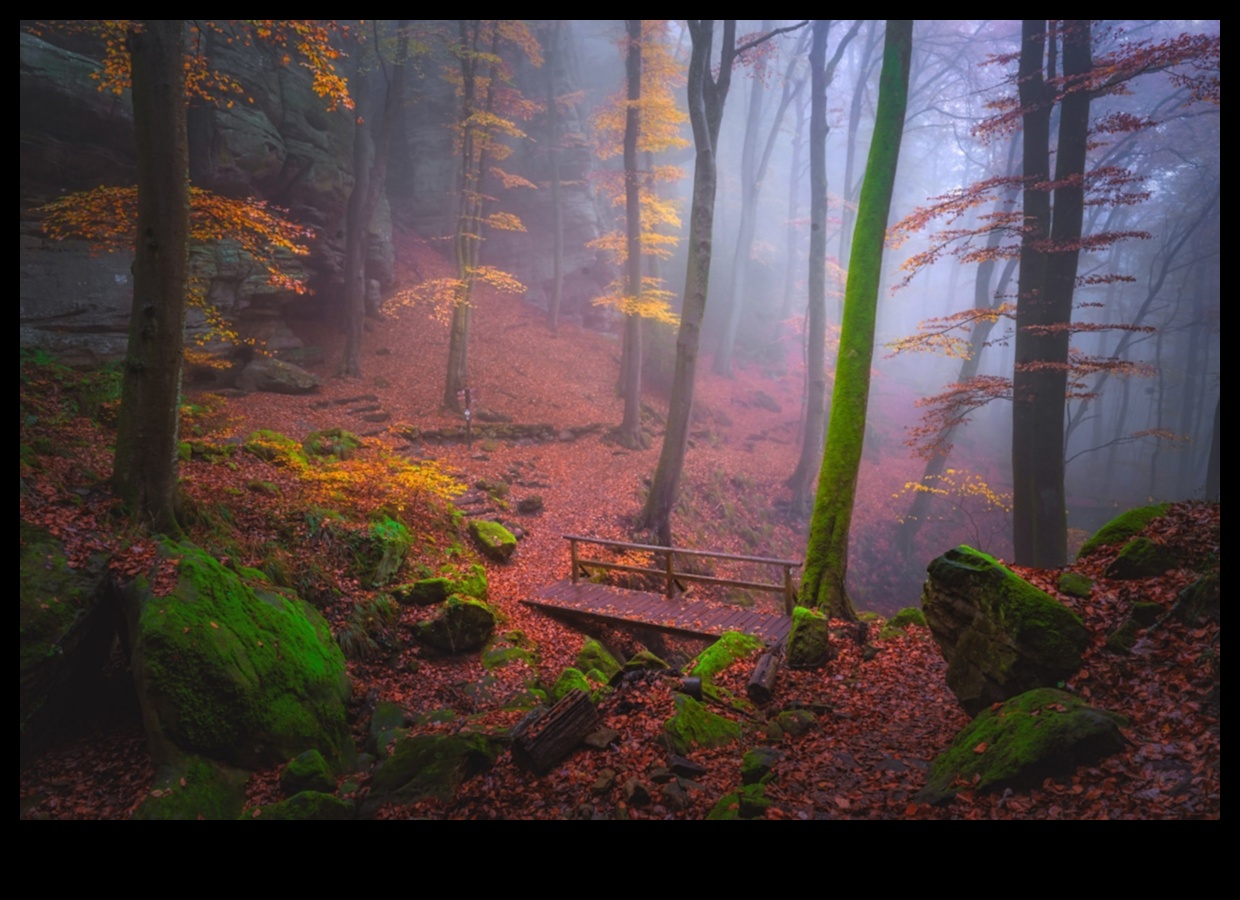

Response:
(906, 375), (1013, 458)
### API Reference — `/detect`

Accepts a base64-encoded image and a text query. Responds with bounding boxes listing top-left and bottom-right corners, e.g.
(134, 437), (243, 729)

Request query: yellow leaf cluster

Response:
(385, 266), (525, 325)
(593, 277), (680, 325)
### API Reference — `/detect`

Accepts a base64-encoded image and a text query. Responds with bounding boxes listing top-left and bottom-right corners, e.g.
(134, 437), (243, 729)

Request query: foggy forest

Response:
(20, 20), (1219, 820)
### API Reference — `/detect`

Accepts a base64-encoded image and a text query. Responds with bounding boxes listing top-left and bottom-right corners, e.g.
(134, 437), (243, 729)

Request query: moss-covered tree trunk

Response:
(113, 20), (189, 534)
(799, 20), (911, 620)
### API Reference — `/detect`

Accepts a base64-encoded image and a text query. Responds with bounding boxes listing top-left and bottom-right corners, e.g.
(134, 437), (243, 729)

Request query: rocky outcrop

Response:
(21, 23), (613, 362)
(921, 546), (1089, 716)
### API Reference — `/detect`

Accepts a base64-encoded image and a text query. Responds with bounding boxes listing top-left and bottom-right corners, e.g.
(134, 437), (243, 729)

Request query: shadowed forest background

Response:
(20, 21), (1219, 820)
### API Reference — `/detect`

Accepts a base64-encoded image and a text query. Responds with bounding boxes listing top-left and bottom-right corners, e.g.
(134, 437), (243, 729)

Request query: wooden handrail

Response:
(562, 534), (802, 568)
(564, 534), (800, 616)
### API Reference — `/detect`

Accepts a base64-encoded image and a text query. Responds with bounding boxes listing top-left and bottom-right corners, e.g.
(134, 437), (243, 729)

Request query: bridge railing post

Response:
(783, 565), (795, 616)
(665, 548), (675, 598)
(570, 537), (579, 584)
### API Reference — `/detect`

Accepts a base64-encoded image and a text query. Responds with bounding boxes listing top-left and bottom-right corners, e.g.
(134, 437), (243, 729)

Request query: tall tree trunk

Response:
(340, 65), (373, 379)
(444, 23), (498, 411)
(800, 20), (912, 621)
(113, 20), (190, 534)
(780, 84), (807, 322)
(638, 20), (736, 545)
(787, 21), (831, 517)
(638, 20), (804, 544)
(618, 20), (645, 448)
(714, 20), (771, 377)
(546, 20), (564, 334)
(1012, 20), (1090, 568)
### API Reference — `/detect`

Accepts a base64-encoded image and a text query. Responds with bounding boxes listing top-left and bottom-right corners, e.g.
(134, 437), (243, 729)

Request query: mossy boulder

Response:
(551, 667), (592, 703)
(20, 524), (113, 765)
(1078, 503), (1171, 559)
(302, 427), (361, 460)
(122, 540), (353, 770)
(368, 731), (504, 807)
(742, 747), (783, 786)
(787, 606), (834, 668)
(392, 564), (487, 606)
(469, 519), (517, 563)
(132, 755), (249, 821)
(689, 631), (764, 683)
(414, 596), (497, 654)
(879, 606), (926, 641)
(1105, 536), (1176, 580)
(916, 688), (1127, 804)
(707, 783), (771, 820)
(1057, 571), (1094, 599)
(358, 517), (411, 587)
(921, 546), (1088, 716)
(253, 790), (354, 820)
(280, 749), (336, 796)
(575, 639), (621, 681)
(623, 649), (670, 672)
(663, 693), (741, 755)
(392, 576), (454, 607)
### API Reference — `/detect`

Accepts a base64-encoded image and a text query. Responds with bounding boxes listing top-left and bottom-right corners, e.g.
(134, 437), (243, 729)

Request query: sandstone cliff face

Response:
(20, 23), (612, 365)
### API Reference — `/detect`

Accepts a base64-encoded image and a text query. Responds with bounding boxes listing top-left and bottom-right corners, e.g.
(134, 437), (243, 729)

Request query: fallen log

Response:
(510, 689), (600, 774)
(747, 642), (784, 706)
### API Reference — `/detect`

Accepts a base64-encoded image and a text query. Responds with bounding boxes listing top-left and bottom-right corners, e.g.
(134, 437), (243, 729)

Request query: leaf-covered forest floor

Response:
(20, 229), (1220, 819)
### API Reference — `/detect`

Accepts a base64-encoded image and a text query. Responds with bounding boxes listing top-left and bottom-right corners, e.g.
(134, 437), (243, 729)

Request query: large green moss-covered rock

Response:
(1078, 503), (1171, 559)
(413, 596), (497, 654)
(123, 540), (353, 770)
(469, 519), (517, 563)
(663, 694), (741, 755)
(787, 606), (834, 668)
(921, 546), (1088, 716)
(917, 688), (1127, 804)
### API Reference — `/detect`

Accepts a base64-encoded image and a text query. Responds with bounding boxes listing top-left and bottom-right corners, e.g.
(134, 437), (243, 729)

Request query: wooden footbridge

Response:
(523, 535), (800, 643)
